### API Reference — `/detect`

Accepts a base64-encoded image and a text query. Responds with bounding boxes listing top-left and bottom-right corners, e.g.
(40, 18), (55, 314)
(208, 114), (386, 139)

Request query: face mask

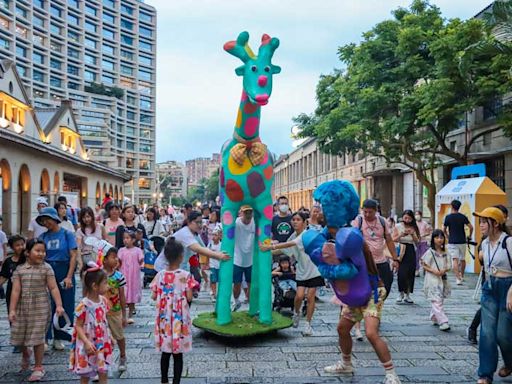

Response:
(279, 204), (289, 213)
(415, 215), (421, 221)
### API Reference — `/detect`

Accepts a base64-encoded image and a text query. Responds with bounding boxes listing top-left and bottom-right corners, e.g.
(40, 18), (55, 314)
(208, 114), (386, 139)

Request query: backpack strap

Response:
(358, 216), (363, 230)
(502, 235), (512, 270)
(378, 216), (387, 237)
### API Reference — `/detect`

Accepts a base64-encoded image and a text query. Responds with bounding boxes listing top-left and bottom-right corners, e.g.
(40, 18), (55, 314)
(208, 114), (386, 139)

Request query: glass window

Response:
(127, 96), (136, 105)
(121, 35), (133, 46)
(50, 41), (62, 52)
(50, 76), (62, 88)
(68, 0), (79, 8)
(16, 64), (26, 77)
(34, 0), (44, 8)
(139, 26), (152, 38)
(121, 65), (133, 75)
(68, 82), (80, 90)
(68, 30), (79, 43)
(0, 37), (9, 49)
(50, 5), (61, 18)
(138, 69), (152, 81)
(139, 12), (152, 23)
(140, 144), (151, 153)
(102, 59), (115, 71)
(33, 70), (44, 82)
(50, 58), (62, 70)
(85, 37), (97, 49)
(67, 64), (79, 76)
(33, 34), (44, 45)
(50, 23), (61, 35)
(0, 15), (8, 29)
(127, 141), (135, 150)
(84, 70), (96, 82)
(102, 44), (114, 55)
(140, 114), (153, 124)
(140, 98), (152, 109)
(16, 25), (27, 38)
(85, 5), (96, 16)
(16, 45), (26, 57)
(121, 4), (133, 15)
(121, 19), (133, 30)
(15, 5), (27, 18)
(33, 52), (44, 64)
(102, 28), (115, 40)
(67, 14), (79, 25)
(139, 56), (152, 66)
(121, 50), (133, 60)
(33, 15), (44, 28)
(103, 13), (115, 24)
(84, 53), (96, 65)
(85, 21), (96, 33)
(68, 47), (80, 59)
(127, 111), (135, 120)
(102, 74), (114, 84)
(139, 41), (152, 51)
(103, 0), (114, 8)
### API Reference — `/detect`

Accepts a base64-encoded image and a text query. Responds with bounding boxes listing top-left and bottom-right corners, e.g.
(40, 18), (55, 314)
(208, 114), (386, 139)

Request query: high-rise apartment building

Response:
(155, 160), (187, 199)
(185, 153), (220, 189)
(0, 0), (156, 203)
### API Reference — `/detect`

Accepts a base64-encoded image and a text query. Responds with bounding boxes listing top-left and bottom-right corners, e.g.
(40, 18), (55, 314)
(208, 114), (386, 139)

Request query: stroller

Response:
(272, 276), (307, 315)
(142, 235), (166, 287)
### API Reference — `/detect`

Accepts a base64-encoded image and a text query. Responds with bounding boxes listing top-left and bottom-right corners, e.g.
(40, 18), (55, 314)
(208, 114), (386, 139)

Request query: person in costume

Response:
(302, 180), (401, 384)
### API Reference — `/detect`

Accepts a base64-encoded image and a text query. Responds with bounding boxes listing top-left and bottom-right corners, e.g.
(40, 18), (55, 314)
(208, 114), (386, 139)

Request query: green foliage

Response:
(170, 196), (186, 207)
(84, 82), (125, 99)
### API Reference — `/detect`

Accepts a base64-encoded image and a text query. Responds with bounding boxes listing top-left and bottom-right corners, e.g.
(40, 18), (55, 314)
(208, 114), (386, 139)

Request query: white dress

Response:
(421, 249), (451, 300)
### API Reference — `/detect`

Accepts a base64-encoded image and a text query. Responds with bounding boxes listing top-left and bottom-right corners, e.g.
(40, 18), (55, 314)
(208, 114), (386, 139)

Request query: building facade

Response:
(185, 153), (220, 190)
(0, 0), (156, 203)
(0, 60), (130, 235)
(155, 160), (187, 199)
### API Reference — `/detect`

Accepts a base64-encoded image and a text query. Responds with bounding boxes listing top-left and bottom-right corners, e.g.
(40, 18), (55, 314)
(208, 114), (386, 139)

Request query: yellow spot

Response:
(245, 44), (256, 59)
(262, 239), (272, 246)
(236, 108), (242, 128)
(228, 154), (251, 175)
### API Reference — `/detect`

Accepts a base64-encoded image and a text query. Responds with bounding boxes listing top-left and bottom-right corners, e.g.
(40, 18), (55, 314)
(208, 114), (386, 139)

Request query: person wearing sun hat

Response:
(28, 196), (49, 240)
(37, 207), (78, 351)
(473, 206), (512, 384)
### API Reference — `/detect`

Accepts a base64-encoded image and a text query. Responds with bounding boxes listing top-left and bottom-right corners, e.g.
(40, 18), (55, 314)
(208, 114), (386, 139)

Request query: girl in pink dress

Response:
(69, 262), (113, 383)
(151, 237), (196, 384)
(118, 231), (143, 324)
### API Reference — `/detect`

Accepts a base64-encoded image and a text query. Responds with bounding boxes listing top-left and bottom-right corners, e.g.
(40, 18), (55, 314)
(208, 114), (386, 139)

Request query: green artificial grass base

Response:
(192, 310), (293, 337)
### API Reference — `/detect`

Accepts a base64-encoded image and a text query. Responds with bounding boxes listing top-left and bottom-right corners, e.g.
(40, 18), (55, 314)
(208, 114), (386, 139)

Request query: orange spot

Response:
(236, 109), (242, 128)
(263, 165), (273, 180)
(224, 41), (236, 51)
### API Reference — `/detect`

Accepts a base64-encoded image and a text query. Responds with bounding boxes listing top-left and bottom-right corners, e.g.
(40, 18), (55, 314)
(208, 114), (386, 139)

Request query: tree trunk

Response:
(413, 169), (437, 220)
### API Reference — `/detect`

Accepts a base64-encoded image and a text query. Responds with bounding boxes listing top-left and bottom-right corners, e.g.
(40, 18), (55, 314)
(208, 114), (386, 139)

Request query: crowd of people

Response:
(0, 191), (511, 384)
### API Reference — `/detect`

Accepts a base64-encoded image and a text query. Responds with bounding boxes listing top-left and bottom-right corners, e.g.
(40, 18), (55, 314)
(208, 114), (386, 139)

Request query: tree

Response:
(205, 169), (220, 202)
(295, 0), (512, 215)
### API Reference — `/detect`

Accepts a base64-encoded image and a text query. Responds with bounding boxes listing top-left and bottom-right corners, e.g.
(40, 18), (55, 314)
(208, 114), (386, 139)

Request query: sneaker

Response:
(303, 322), (313, 336)
(324, 360), (354, 374)
(467, 326), (477, 344)
(118, 357), (127, 372)
(292, 313), (300, 328)
(439, 322), (451, 331)
(127, 318), (134, 325)
(431, 319), (439, 326)
(354, 328), (364, 341)
(232, 301), (241, 312)
(403, 295), (414, 304)
(53, 339), (65, 351)
(396, 294), (404, 304)
(456, 278), (463, 285)
(384, 372), (401, 384)
(92, 374), (99, 382)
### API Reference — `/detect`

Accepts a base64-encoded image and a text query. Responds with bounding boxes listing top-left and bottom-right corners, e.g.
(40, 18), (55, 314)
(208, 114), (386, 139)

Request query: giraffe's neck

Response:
(234, 90), (261, 142)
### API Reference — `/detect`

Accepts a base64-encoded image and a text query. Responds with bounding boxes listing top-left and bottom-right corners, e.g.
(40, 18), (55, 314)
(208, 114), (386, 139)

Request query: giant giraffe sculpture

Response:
(216, 31), (281, 325)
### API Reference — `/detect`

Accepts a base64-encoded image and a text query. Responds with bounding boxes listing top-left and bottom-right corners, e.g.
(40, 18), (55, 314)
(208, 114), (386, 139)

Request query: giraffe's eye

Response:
(251, 65), (257, 72)
(264, 66), (270, 72)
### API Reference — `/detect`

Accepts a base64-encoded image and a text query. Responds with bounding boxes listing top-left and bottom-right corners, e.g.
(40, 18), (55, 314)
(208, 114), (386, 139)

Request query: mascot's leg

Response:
(216, 204), (239, 325)
(253, 198), (273, 325)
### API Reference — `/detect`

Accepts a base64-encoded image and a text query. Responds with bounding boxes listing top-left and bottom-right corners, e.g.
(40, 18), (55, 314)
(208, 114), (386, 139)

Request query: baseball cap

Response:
(240, 205), (253, 212)
(36, 196), (48, 207)
(473, 207), (506, 225)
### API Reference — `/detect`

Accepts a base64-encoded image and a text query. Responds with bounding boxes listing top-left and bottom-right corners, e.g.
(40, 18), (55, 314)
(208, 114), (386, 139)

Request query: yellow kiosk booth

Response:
(435, 165), (507, 273)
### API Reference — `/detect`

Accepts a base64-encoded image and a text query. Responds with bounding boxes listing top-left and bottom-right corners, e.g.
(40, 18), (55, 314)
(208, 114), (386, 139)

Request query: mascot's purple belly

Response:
(335, 228), (371, 307)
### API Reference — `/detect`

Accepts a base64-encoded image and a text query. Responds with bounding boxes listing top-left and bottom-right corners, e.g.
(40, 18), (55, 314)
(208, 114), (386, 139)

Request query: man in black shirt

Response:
(443, 199), (473, 285)
(271, 196), (293, 244)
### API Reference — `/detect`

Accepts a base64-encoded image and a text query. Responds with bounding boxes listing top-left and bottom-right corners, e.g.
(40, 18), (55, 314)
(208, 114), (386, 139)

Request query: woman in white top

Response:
(75, 206), (106, 269)
(55, 202), (75, 233)
(260, 211), (323, 337)
(474, 207), (512, 384)
(143, 207), (165, 237)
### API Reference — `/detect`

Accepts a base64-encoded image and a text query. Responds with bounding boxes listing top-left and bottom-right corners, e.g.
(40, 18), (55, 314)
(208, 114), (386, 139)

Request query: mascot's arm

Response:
(318, 262), (358, 281)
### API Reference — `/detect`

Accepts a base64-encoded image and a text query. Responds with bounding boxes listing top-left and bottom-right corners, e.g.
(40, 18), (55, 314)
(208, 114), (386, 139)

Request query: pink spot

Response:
(263, 205), (273, 220)
(244, 117), (259, 137)
(257, 226), (261, 236)
(244, 102), (258, 114)
(261, 34), (271, 45)
(258, 75), (268, 87)
(241, 91), (248, 101)
(223, 211), (233, 226)
(262, 151), (269, 164)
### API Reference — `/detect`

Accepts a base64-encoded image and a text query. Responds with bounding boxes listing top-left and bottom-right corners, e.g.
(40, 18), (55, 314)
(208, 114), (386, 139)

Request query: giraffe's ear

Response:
(272, 65), (281, 74)
(235, 65), (245, 76)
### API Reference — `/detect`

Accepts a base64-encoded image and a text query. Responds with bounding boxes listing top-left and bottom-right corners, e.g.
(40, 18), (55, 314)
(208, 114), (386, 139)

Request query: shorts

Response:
(233, 265), (252, 283)
(447, 243), (467, 261)
(341, 287), (386, 323)
(297, 275), (325, 288)
(107, 311), (125, 341)
(210, 268), (219, 284)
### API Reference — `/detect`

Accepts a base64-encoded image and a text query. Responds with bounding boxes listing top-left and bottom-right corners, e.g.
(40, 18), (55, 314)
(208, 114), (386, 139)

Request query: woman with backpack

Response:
(143, 208), (165, 238)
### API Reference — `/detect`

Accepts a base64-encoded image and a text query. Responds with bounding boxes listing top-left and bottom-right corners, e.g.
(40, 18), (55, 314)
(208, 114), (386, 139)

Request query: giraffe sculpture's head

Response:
(224, 31), (281, 106)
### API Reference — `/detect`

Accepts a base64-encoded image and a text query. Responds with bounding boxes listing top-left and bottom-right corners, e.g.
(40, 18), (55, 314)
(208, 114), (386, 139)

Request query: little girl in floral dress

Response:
(69, 262), (112, 383)
(151, 237), (196, 384)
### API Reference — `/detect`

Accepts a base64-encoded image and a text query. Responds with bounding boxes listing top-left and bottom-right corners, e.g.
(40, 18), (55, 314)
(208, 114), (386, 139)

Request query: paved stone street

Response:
(0, 273), (509, 383)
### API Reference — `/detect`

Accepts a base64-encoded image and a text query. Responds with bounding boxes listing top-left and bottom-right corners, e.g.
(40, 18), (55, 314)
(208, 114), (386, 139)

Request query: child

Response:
(0, 235), (26, 322)
(102, 248), (128, 372)
(104, 203), (124, 246)
(421, 229), (451, 331)
(9, 239), (65, 382)
(207, 228), (222, 302)
(272, 255), (297, 293)
(69, 262), (112, 383)
(118, 231), (143, 324)
(151, 237), (195, 384)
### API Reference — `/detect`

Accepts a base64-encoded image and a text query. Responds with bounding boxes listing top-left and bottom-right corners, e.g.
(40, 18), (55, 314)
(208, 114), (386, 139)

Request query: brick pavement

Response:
(0, 273), (508, 383)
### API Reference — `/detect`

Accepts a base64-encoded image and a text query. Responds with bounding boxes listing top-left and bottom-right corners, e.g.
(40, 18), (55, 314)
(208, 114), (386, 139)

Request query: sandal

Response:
(498, 366), (512, 377)
(477, 378), (491, 384)
(28, 367), (45, 382)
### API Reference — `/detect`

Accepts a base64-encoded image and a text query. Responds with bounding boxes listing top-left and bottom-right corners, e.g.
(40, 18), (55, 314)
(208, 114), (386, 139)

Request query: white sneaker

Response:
(118, 357), (127, 372)
(384, 372), (401, 384)
(354, 328), (363, 341)
(292, 313), (300, 328)
(439, 322), (451, 332)
(396, 294), (404, 304)
(232, 301), (241, 312)
(303, 322), (313, 336)
(456, 278), (463, 285)
(53, 339), (65, 351)
(324, 360), (354, 374)
(403, 295), (414, 304)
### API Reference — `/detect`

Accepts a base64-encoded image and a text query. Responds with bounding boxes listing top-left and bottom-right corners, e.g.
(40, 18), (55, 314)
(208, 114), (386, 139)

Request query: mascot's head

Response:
(313, 180), (360, 228)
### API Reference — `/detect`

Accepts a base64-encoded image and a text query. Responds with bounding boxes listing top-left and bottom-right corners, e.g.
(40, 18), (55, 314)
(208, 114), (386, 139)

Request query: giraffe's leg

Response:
(248, 213), (260, 316)
(216, 205), (238, 325)
(253, 198), (273, 325)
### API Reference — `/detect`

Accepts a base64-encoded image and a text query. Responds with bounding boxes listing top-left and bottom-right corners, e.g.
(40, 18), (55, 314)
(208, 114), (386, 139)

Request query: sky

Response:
(148, 0), (491, 163)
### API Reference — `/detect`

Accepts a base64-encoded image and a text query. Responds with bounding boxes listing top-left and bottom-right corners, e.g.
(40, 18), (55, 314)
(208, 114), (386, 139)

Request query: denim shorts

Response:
(233, 265), (252, 283)
(210, 268), (219, 284)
